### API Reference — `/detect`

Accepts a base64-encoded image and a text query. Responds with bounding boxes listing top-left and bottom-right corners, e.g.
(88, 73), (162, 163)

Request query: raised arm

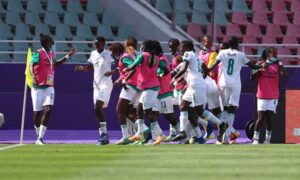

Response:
(55, 48), (77, 67)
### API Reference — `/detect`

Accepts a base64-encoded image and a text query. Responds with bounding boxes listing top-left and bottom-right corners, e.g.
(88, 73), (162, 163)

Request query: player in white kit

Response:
(75, 36), (114, 145)
(171, 41), (228, 144)
(210, 36), (267, 144)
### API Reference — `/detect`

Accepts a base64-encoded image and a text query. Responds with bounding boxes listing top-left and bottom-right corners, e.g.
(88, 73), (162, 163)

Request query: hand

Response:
(74, 65), (83, 71)
(170, 78), (176, 88)
(122, 80), (129, 90)
(113, 78), (122, 87)
(32, 77), (38, 89)
(104, 71), (114, 77)
(67, 48), (77, 57)
(261, 62), (270, 68)
(122, 67), (130, 73)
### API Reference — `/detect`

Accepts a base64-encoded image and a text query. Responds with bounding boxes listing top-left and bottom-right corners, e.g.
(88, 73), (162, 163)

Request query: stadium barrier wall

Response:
(0, 64), (299, 132)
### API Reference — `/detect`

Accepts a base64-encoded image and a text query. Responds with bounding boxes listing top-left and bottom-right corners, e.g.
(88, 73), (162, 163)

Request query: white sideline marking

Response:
(0, 144), (25, 151)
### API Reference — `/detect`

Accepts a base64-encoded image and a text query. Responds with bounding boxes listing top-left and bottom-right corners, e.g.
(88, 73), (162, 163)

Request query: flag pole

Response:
(20, 71), (28, 145)
(20, 48), (32, 145)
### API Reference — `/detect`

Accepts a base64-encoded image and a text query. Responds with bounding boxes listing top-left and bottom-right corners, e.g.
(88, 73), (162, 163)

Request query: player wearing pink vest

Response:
(250, 47), (287, 144)
(109, 43), (141, 145)
(169, 39), (185, 104)
(210, 36), (268, 144)
(152, 41), (180, 142)
(123, 40), (169, 145)
(30, 34), (76, 145)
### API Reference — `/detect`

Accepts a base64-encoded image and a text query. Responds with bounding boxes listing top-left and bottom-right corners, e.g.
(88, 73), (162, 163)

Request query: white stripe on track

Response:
(0, 144), (25, 151)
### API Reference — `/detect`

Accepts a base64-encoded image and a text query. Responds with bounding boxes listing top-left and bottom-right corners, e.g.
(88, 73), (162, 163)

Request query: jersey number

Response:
(227, 58), (234, 75)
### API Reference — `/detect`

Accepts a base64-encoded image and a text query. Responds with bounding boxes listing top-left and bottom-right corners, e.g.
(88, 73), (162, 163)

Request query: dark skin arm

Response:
(55, 48), (77, 67)
(171, 61), (188, 86)
(201, 63), (209, 79)
(279, 63), (288, 77)
(74, 64), (94, 72)
(30, 62), (38, 89)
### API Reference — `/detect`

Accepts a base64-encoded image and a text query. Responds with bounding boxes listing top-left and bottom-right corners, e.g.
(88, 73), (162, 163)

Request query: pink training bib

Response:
(34, 48), (55, 86)
(257, 61), (279, 99)
(136, 52), (160, 90)
(159, 54), (172, 95)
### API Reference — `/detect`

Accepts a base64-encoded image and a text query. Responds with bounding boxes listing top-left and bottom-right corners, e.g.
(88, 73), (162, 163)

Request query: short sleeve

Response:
(182, 52), (191, 62)
(159, 59), (167, 69)
(216, 51), (223, 62)
(131, 54), (143, 67)
(122, 57), (133, 67)
(87, 53), (93, 64)
(31, 51), (40, 63)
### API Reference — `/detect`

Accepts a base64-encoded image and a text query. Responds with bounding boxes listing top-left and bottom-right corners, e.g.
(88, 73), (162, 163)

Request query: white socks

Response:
(151, 121), (163, 137)
(34, 125), (40, 137)
(265, 130), (272, 143)
(225, 113), (235, 136)
(121, 124), (129, 138)
(99, 122), (107, 135)
(169, 123), (179, 135)
(193, 126), (202, 138)
(202, 110), (221, 125)
(136, 119), (144, 135)
(198, 117), (208, 127)
(179, 111), (188, 132)
(38, 125), (47, 139)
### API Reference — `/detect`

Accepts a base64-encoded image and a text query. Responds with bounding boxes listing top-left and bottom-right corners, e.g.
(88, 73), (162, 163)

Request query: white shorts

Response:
(139, 89), (159, 110)
(205, 77), (220, 109)
(173, 89), (182, 106)
(182, 86), (206, 107)
(257, 98), (278, 113)
(119, 86), (141, 107)
(31, 87), (55, 112)
(219, 86), (241, 107)
(153, 96), (174, 114)
(93, 84), (113, 108)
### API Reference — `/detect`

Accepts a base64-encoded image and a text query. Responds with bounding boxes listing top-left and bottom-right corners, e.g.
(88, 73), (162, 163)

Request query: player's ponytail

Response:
(142, 40), (155, 67)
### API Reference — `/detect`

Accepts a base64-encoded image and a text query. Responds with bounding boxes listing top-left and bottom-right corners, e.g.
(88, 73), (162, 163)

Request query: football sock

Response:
(169, 124), (177, 135)
(99, 122), (107, 135)
(34, 125), (40, 137)
(121, 124), (129, 138)
(193, 125), (202, 138)
(225, 113), (235, 136)
(180, 111), (188, 132)
(136, 119), (144, 135)
(265, 130), (272, 142)
(253, 131), (259, 140)
(202, 110), (221, 125)
(38, 125), (47, 139)
(198, 117), (208, 127)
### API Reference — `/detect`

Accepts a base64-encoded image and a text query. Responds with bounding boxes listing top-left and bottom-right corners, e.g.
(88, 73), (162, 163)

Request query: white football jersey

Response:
(88, 49), (114, 88)
(182, 51), (205, 87)
(216, 49), (249, 87)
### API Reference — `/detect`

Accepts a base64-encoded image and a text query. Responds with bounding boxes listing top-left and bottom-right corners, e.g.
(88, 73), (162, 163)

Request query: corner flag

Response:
(25, 48), (32, 88)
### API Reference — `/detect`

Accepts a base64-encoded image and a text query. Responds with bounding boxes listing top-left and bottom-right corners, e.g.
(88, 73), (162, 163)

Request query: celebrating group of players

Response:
(30, 34), (285, 145)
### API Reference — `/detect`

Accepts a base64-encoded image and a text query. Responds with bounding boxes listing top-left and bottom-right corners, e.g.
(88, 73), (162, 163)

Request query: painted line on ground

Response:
(0, 144), (25, 151)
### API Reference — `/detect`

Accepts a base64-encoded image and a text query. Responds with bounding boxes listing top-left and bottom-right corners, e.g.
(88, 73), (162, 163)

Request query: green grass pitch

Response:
(0, 144), (299, 180)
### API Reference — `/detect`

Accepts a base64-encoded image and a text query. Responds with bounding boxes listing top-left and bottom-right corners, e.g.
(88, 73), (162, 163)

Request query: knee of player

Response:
(227, 106), (237, 114)
(212, 107), (221, 115)
(43, 106), (52, 114)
